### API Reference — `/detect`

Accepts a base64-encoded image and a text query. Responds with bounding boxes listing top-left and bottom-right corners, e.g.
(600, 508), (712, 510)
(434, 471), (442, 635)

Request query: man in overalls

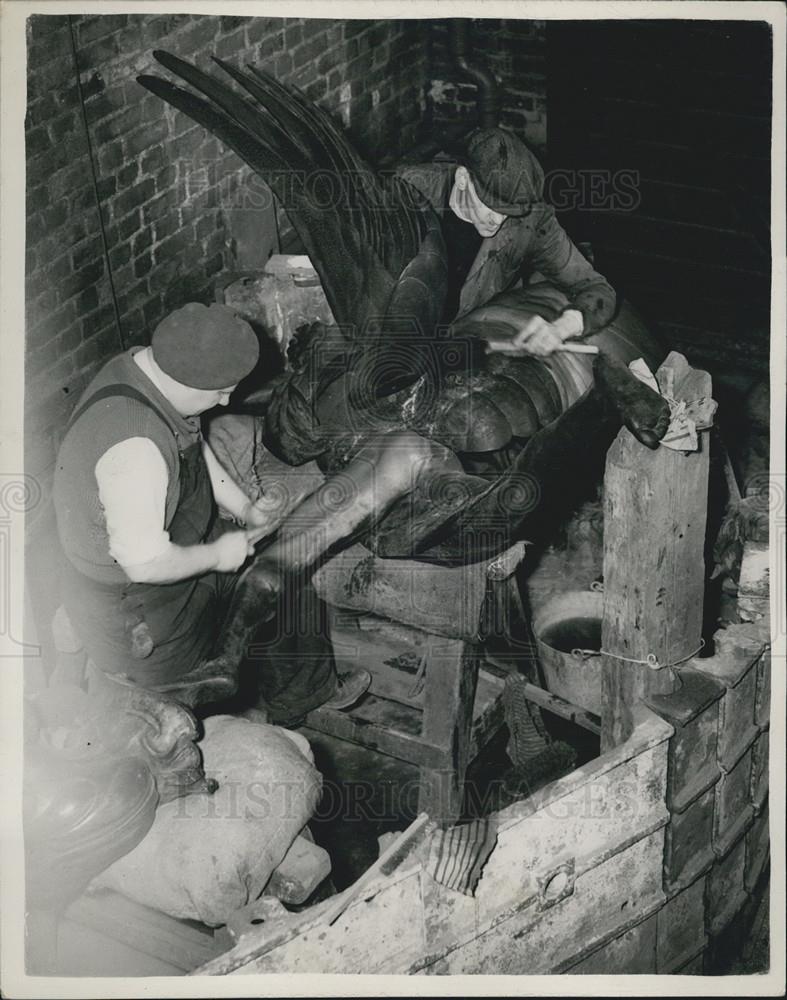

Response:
(399, 126), (617, 357)
(54, 301), (371, 716)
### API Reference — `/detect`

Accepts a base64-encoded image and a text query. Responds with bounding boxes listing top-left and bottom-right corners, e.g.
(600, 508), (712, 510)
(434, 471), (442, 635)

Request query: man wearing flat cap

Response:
(400, 126), (617, 356)
(54, 302), (369, 714)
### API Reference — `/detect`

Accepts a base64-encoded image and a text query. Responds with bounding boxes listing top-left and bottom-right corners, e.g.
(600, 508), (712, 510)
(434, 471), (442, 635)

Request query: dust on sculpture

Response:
(137, 54), (670, 680)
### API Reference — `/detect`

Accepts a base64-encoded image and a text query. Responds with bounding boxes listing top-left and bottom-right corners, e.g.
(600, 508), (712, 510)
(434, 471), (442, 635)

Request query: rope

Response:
(570, 638), (706, 672)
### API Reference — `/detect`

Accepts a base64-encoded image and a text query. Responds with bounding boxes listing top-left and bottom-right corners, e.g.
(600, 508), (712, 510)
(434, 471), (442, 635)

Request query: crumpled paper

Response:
(628, 358), (717, 451)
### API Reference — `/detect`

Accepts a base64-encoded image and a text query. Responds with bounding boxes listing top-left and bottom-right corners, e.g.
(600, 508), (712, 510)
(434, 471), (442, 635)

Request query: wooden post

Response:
(601, 352), (715, 752)
(420, 640), (480, 823)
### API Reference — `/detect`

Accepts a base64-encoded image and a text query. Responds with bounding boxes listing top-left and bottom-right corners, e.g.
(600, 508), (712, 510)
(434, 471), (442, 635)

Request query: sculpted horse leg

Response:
(193, 432), (462, 689)
(190, 353), (669, 700)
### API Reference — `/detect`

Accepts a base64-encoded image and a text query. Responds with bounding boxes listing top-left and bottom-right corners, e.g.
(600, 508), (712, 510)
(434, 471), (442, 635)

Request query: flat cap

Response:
(152, 302), (259, 389)
(462, 127), (545, 216)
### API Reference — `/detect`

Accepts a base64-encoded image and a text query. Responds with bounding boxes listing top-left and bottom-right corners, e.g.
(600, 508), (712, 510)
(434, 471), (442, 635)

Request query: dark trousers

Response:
(247, 579), (336, 724)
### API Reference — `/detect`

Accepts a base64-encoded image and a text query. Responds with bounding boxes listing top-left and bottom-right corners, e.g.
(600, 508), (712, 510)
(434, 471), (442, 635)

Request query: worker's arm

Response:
(202, 439), (254, 522)
(202, 438), (284, 535)
(528, 206), (617, 334)
(95, 438), (254, 585)
(123, 533), (254, 584)
(481, 210), (615, 357)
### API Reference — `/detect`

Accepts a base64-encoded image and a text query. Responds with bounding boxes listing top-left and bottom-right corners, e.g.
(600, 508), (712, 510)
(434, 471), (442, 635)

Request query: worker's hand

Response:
(484, 309), (584, 358)
(212, 530), (255, 572)
(484, 315), (562, 357)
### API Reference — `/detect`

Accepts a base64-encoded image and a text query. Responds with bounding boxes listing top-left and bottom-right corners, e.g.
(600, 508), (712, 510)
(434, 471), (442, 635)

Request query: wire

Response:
(67, 15), (125, 351)
(570, 637), (706, 672)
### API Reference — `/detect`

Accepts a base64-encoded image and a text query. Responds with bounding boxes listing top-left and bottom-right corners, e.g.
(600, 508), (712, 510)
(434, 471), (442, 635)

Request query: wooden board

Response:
(601, 353), (712, 750)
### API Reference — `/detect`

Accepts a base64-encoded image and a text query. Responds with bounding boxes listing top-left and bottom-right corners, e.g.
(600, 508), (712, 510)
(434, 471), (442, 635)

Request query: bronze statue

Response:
(137, 55), (670, 697)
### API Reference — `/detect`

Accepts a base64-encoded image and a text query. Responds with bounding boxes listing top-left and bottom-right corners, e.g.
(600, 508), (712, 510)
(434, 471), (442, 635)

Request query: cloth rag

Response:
(628, 358), (716, 451)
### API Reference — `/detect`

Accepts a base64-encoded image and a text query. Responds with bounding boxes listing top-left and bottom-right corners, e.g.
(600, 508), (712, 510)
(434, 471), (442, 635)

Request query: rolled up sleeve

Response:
(529, 207), (617, 334)
(95, 438), (171, 569)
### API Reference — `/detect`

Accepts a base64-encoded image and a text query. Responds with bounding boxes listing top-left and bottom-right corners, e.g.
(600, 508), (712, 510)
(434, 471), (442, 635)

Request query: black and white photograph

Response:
(0, 1), (785, 994)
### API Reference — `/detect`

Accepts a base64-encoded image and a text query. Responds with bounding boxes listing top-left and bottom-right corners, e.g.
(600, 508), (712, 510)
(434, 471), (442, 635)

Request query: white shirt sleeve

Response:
(95, 437), (171, 569)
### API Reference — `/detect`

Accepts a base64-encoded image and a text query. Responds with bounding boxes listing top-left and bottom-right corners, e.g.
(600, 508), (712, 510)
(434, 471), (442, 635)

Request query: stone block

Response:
(744, 802), (770, 893)
(473, 718), (670, 931)
(421, 876), (478, 958)
(706, 836), (748, 937)
(750, 730), (769, 814)
(713, 745), (756, 856)
(656, 875), (707, 972)
(693, 626), (762, 772)
(664, 785), (717, 891)
(266, 834), (332, 905)
(433, 828), (666, 975)
(716, 665), (760, 771)
(569, 912), (657, 973)
(647, 669), (723, 811)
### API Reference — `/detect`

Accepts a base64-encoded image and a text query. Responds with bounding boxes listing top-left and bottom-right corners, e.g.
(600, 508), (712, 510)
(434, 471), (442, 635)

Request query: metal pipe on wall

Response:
(448, 19), (500, 129)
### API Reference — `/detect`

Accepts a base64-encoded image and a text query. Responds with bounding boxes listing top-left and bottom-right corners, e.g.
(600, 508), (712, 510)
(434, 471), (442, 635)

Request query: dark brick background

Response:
(23, 14), (459, 486)
(427, 19), (546, 151)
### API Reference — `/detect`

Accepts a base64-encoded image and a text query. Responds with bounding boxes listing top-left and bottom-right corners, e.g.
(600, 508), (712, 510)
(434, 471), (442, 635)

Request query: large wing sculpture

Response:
(138, 53), (447, 416)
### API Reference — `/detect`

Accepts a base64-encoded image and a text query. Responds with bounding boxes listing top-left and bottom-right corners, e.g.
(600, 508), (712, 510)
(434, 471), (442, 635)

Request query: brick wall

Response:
(24, 14), (431, 488)
(426, 18), (547, 152)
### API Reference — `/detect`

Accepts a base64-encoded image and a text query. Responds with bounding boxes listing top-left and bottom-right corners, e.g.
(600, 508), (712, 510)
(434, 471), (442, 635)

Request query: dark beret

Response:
(151, 302), (259, 389)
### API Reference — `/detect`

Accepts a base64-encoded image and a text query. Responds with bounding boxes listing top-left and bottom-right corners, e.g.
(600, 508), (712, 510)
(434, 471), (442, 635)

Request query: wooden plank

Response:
(323, 813), (430, 925)
(515, 679), (601, 737)
(306, 694), (448, 769)
(312, 543), (488, 639)
(420, 642), (480, 821)
(64, 891), (222, 971)
(470, 683), (507, 759)
(601, 352), (713, 751)
(484, 655), (601, 735)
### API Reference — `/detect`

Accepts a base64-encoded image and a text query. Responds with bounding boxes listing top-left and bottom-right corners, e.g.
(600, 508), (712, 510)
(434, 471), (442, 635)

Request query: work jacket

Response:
(398, 160), (617, 334)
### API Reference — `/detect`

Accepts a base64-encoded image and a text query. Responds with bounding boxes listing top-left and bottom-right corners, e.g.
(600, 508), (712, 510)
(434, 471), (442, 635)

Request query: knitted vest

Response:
(54, 349), (202, 583)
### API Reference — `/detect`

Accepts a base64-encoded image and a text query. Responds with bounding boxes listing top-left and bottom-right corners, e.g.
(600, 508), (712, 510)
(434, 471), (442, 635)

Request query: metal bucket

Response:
(532, 590), (603, 716)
